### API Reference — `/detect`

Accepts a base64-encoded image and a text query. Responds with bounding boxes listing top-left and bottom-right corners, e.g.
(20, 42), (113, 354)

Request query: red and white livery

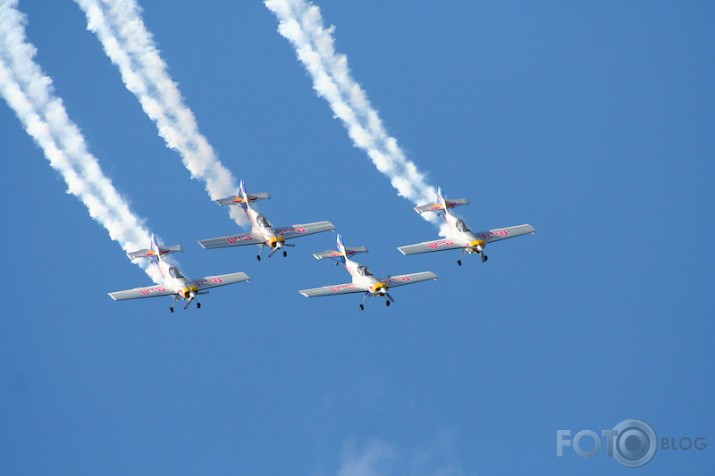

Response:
(299, 235), (437, 310)
(108, 234), (250, 313)
(398, 187), (535, 266)
(198, 180), (335, 261)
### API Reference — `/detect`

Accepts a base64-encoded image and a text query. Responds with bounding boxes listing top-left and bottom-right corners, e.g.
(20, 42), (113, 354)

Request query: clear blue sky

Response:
(1, 2), (713, 475)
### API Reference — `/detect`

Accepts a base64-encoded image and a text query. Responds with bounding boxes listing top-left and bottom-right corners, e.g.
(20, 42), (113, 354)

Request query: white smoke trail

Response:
(265, 0), (440, 224)
(0, 0), (163, 283)
(75, 0), (248, 227)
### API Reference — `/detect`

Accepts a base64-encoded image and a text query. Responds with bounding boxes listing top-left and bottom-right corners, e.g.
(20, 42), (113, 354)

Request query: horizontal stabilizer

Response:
(414, 197), (468, 214)
(127, 244), (182, 260)
(313, 246), (368, 261)
(215, 192), (270, 207)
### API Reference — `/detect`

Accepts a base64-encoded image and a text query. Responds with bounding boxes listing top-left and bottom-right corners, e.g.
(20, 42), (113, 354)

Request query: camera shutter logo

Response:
(603, 419), (658, 468)
(557, 418), (658, 468)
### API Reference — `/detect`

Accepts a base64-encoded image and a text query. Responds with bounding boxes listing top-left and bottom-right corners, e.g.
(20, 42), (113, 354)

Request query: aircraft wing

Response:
(299, 282), (367, 298)
(277, 221), (335, 240)
(397, 239), (465, 256)
(193, 272), (250, 290)
(108, 284), (176, 301)
(473, 224), (536, 243)
(198, 232), (262, 249)
(386, 271), (438, 288)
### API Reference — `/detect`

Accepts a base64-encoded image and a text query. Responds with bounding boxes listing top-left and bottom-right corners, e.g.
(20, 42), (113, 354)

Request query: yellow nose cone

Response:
(182, 285), (199, 298)
(371, 282), (388, 294)
(469, 239), (486, 249)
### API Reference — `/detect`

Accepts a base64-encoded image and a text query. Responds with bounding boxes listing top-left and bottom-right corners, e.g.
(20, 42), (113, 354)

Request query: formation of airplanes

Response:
(109, 182), (535, 312)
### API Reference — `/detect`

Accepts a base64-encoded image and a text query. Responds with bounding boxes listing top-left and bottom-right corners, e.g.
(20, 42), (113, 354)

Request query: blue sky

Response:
(1, 1), (713, 475)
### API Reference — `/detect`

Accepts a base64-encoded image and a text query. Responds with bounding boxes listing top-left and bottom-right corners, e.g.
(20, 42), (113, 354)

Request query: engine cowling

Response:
(268, 236), (286, 248)
(370, 282), (389, 295)
(181, 285), (199, 299)
(468, 239), (486, 252)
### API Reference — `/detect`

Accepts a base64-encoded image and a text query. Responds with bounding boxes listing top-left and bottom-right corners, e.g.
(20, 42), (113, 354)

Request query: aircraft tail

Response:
(127, 234), (182, 262)
(437, 186), (447, 210)
(239, 180), (249, 205)
(215, 180), (271, 208)
(336, 234), (347, 258)
(313, 234), (368, 261)
(414, 186), (469, 214)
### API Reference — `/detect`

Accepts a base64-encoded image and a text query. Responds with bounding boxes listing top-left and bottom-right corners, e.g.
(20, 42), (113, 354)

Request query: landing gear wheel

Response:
(282, 251), (287, 257)
(170, 307), (174, 313)
(197, 302), (201, 309)
(385, 300), (391, 307)
(482, 255), (488, 263)
(359, 304), (364, 311)
(256, 255), (261, 261)
(457, 259), (462, 266)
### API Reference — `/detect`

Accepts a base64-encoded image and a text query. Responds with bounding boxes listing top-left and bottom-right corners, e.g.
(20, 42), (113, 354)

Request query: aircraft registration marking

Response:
(139, 286), (167, 295)
(227, 235), (254, 244)
(428, 240), (455, 249)
(330, 284), (355, 293)
(479, 230), (510, 239)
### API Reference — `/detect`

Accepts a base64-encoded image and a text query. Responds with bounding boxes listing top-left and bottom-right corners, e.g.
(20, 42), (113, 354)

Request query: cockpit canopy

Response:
(168, 267), (185, 280)
(356, 264), (373, 277)
(455, 219), (471, 233)
(256, 214), (272, 228)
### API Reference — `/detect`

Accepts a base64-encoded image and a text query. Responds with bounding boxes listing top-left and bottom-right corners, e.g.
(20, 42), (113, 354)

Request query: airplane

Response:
(299, 234), (438, 310)
(108, 234), (250, 313)
(198, 180), (335, 260)
(397, 187), (536, 266)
